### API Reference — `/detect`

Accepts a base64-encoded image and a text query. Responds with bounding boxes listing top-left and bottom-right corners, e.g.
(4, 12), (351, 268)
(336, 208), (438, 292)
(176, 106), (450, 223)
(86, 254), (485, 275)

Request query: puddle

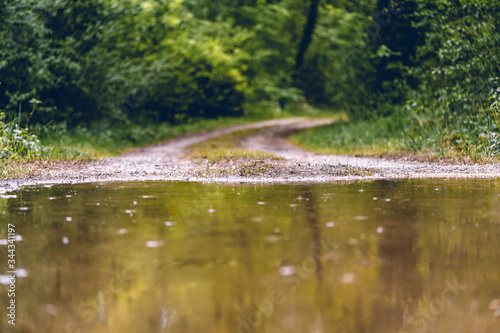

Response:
(0, 179), (499, 332)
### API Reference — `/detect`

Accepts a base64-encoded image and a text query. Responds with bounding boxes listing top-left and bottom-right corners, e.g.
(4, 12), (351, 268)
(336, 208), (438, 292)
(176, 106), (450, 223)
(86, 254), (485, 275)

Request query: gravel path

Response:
(1, 117), (499, 192)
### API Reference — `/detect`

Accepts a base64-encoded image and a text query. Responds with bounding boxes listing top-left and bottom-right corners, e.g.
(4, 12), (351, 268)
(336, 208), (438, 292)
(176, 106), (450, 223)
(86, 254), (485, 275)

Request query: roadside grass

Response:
(191, 149), (281, 163)
(290, 116), (406, 156)
(188, 123), (376, 178)
(42, 102), (340, 160)
(41, 118), (266, 161)
(239, 161), (276, 176)
(186, 128), (262, 152)
(0, 157), (41, 179)
(194, 160), (277, 178)
(186, 128), (283, 163)
(326, 165), (374, 176)
(291, 110), (500, 163)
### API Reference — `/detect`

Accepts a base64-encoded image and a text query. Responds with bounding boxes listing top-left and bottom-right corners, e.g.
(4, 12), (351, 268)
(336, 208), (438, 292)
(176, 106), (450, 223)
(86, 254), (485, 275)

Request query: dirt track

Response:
(1, 117), (500, 193)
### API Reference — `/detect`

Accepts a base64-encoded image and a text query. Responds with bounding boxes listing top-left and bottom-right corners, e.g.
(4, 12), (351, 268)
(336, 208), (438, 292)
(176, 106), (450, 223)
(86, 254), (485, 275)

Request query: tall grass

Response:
(0, 101), (45, 178)
(292, 100), (500, 163)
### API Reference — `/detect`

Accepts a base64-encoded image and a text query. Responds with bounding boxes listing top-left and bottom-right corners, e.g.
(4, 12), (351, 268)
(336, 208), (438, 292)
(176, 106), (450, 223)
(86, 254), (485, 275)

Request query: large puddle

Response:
(1, 179), (500, 332)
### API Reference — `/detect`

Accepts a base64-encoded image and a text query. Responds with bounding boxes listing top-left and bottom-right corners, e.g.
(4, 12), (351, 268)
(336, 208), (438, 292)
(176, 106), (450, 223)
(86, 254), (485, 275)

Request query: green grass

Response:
(239, 161), (276, 176)
(0, 157), (39, 179)
(290, 116), (406, 156)
(185, 127), (282, 162)
(186, 128), (263, 152)
(191, 148), (281, 163)
(291, 110), (500, 163)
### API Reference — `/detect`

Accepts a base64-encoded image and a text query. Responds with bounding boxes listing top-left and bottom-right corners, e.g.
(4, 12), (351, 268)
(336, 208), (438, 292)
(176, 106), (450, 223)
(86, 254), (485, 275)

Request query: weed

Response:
(326, 165), (374, 176)
(185, 126), (284, 163)
(192, 149), (281, 163)
(239, 161), (274, 176)
(0, 101), (45, 177)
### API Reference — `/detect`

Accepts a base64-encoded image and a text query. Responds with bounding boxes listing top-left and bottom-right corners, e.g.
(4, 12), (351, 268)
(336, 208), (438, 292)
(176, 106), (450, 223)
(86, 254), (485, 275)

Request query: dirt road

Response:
(1, 117), (500, 192)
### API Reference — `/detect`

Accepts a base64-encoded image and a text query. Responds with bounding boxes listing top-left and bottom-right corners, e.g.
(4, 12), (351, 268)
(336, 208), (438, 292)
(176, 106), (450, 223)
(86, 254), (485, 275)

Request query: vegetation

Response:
(186, 127), (282, 162)
(1, 0), (500, 175)
(0, 114), (279, 178)
(294, 0), (500, 162)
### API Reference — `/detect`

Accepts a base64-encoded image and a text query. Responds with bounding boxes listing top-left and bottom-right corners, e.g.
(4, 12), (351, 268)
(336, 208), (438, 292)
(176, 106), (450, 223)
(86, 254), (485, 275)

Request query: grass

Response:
(41, 118), (264, 160)
(195, 160), (277, 178)
(187, 128), (262, 153)
(185, 127), (283, 162)
(326, 165), (374, 176)
(0, 157), (39, 179)
(239, 161), (275, 176)
(290, 116), (406, 156)
(291, 110), (500, 163)
(191, 148), (281, 163)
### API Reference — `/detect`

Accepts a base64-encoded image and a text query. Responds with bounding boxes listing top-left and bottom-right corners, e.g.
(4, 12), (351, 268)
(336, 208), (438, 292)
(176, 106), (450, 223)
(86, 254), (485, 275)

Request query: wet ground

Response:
(2, 118), (500, 194)
(1, 179), (500, 332)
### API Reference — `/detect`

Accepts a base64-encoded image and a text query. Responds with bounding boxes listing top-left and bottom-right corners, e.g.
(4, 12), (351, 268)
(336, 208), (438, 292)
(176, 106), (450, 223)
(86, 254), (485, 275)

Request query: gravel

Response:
(1, 117), (499, 193)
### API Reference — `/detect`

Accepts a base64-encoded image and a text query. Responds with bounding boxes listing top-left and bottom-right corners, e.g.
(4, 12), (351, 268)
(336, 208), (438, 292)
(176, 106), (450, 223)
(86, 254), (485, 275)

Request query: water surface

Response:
(1, 179), (500, 332)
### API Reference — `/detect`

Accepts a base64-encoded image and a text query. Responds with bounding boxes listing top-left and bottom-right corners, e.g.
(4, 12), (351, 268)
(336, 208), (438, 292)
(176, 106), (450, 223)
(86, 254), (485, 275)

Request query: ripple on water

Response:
(146, 240), (165, 248)
(117, 228), (128, 235)
(279, 265), (296, 277)
(3, 179), (500, 332)
(342, 273), (355, 284)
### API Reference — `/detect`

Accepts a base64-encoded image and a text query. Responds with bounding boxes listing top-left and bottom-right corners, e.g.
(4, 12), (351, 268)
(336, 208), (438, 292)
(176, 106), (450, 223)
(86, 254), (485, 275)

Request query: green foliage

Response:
(491, 88), (500, 130)
(0, 0), (251, 125)
(406, 0), (500, 115)
(293, 98), (500, 162)
(291, 113), (407, 155)
(297, 4), (372, 108)
(294, 0), (500, 160)
(0, 112), (41, 159)
(0, 0), (381, 124)
(397, 0), (500, 158)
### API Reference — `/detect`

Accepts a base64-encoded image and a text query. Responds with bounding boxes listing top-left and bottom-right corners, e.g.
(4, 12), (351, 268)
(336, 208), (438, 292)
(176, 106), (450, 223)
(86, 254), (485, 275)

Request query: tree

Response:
(293, 0), (321, 84)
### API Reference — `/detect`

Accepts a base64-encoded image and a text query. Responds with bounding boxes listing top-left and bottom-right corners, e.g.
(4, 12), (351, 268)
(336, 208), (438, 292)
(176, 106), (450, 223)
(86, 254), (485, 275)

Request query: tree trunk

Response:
(293, 0), (321, 85)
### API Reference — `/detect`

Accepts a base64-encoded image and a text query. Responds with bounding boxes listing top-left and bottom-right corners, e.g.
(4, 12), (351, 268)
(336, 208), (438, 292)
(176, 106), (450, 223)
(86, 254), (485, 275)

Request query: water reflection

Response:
(0, 179), (499, 332)
(371, 181), (423, 332)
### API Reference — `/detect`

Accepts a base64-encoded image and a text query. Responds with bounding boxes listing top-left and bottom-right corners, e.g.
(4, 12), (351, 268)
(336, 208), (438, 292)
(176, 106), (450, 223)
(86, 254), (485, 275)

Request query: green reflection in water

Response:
(1, 179), (500, 333)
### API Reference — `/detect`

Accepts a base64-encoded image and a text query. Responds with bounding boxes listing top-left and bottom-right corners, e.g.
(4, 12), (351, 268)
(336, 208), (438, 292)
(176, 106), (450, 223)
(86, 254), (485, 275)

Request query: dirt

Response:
(1, 117), (500, 193)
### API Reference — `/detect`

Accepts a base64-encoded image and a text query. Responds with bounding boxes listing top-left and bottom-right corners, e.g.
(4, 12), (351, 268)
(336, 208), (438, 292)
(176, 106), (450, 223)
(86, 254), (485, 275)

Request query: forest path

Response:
(2, 117), (500, 192)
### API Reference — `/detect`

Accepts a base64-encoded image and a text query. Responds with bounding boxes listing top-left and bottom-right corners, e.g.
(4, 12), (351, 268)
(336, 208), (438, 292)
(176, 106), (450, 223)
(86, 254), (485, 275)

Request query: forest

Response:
(1, 0), (500, 173)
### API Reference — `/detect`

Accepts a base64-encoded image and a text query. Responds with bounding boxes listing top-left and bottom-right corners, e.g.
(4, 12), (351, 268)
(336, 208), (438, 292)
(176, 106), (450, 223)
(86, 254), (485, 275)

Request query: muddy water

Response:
(1, 179), (500, 333)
